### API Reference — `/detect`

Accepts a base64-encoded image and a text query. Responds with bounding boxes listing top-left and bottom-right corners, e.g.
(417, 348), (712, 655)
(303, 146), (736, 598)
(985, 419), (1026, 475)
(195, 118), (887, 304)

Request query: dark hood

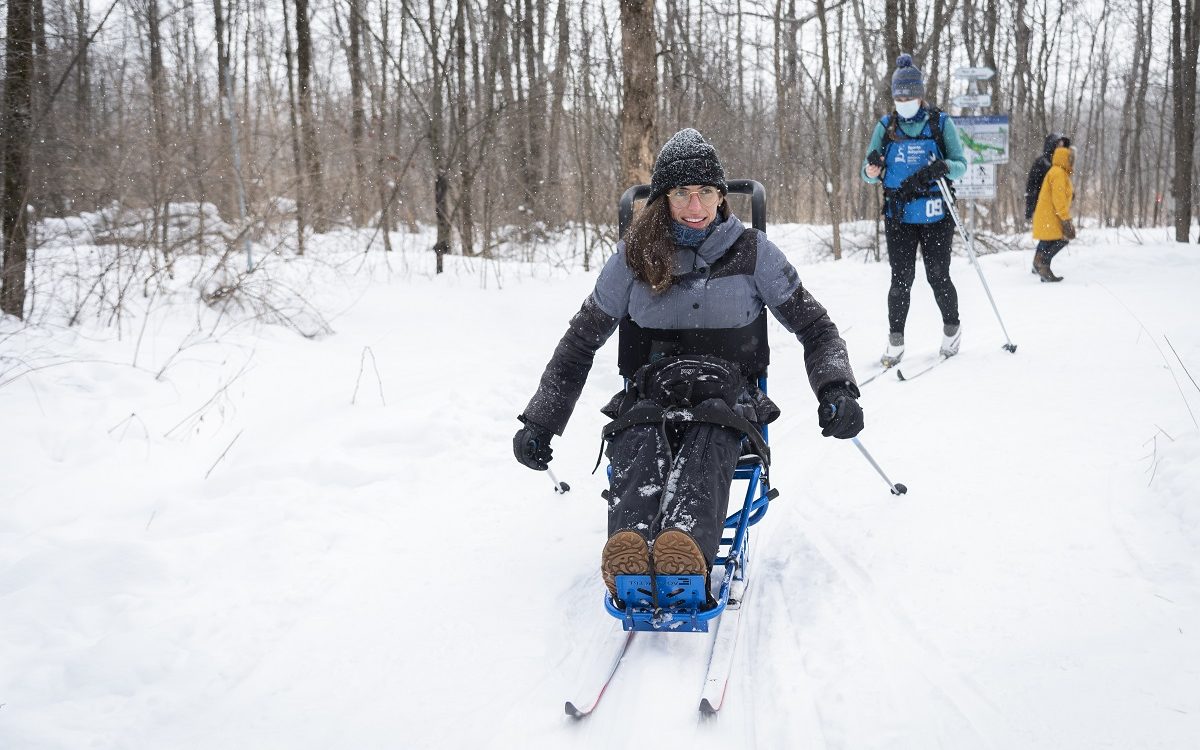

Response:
(1043, 132), (1067, 158)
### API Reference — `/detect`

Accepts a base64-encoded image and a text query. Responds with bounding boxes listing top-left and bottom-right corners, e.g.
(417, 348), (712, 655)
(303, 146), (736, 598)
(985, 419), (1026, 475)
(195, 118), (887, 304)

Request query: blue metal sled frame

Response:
(603, 384), (775, 633)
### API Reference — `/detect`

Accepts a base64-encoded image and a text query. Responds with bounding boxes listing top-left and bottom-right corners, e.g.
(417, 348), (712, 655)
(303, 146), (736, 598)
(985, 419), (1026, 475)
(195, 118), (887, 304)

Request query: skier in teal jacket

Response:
(861, 54), (968, 367)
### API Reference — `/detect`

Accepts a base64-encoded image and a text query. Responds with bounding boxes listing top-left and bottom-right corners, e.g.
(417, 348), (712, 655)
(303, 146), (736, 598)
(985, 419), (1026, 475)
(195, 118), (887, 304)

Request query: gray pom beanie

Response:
(891, 53), (925, 99)
(648, 128), (727, 205)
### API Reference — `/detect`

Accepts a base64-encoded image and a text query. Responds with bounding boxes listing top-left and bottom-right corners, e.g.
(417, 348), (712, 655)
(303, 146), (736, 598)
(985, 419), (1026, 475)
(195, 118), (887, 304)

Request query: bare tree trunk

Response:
(212, 0), (235, 219)
(2, 0), (34, 318)
(1131, 13), (1153, 226)
(74, 0), (92, 149)
(900, 0), (917, 55)
(295, 0), (326, 231)
(429, 0), (452, 272)
(619, 0), (657, 188)
(926, 0), (948, 102)
(146, 0), (172, 261)
(454, 0), (475, 255)
(32, 0), (64, 216)
(282, 0), (307, 254)
(1170, 0), (1199, 241)
(816, 0), (844, 259)
(544, 0), (570, 224)
(347, 0), (368, 226)
(520, 0), (544, 218)
(375, 0), (394, 249)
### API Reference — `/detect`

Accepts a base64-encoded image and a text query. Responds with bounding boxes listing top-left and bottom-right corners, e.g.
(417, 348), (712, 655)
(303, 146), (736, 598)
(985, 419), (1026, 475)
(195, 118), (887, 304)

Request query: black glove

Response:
(867, 150), (886, 169)
(817, 383), (864, 439)
(1061, 219), (1076, 240)
(923, 159), (950, 181)
(513, 419), (554, 470)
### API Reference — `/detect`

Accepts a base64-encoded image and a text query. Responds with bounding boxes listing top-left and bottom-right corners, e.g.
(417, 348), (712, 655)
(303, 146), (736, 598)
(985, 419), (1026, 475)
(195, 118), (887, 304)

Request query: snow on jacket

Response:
(1032, 147), (1074, 241)
(520, 214), (856, 435)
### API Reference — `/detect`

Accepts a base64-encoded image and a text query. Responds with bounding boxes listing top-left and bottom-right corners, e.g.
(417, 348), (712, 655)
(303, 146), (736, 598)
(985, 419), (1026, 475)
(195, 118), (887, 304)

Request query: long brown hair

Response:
(624, 197), (729, 294)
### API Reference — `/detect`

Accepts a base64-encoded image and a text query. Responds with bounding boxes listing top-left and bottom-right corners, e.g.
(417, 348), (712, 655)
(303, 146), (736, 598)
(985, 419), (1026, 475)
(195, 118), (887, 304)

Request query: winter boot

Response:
(651, 528), (707, 577)
(940, 323), (962, 358)
(1033, 250), (1062, 283)
(601, 530), (650, 601)
(880, 332), (905, 368)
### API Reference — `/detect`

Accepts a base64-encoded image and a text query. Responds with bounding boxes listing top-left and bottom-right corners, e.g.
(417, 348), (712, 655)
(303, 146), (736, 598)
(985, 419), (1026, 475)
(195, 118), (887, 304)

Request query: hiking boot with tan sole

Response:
(601, 530), (651, 599)
(652, 528), (708, 577)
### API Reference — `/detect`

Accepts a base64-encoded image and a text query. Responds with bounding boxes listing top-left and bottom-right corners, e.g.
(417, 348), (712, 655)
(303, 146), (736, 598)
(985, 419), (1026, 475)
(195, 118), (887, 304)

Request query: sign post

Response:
(953, 67), (996, 80)
(951, 66), (999, 243)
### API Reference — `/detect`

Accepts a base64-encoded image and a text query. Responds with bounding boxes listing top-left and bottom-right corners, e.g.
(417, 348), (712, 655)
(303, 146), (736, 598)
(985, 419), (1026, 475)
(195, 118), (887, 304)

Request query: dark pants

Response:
(1036, 239), (1068, 261)
(885, 217), (960, 334)
(605, 397), (743, 564)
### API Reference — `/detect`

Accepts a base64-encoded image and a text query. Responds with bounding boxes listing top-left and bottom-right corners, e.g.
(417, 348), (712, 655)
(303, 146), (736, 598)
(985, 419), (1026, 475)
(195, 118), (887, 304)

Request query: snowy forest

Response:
(2, 0), (1200, 317)
(3, 1), (1200, 748)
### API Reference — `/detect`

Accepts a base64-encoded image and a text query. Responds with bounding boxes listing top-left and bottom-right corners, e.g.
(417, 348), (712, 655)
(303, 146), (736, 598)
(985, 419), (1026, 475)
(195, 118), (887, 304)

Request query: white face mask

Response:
(895, 99), (921, 119)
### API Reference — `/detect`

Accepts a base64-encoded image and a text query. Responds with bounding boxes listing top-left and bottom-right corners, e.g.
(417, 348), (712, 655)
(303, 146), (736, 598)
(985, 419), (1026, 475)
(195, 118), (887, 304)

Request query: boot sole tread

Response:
(653, 529), (707, 576)
(601, 531), (650, 596)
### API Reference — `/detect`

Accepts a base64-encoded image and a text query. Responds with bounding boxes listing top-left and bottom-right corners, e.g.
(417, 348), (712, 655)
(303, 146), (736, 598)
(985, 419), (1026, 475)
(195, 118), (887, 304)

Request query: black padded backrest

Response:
(618, 179), (767, 239)
(614, 180), (771, 379)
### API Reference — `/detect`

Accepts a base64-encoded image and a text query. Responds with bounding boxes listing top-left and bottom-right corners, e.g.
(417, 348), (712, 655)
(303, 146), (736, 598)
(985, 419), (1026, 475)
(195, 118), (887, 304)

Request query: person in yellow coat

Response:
(1031, 145), (1076, 282)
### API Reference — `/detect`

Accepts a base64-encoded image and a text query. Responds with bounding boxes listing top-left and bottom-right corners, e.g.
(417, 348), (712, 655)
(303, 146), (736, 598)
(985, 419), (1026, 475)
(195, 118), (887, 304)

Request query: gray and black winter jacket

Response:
(520, 214), (857, 435)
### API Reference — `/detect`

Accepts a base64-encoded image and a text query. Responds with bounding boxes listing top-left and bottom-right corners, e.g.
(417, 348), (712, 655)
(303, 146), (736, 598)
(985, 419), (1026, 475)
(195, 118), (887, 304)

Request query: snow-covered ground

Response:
(1, 222), (1198, 749)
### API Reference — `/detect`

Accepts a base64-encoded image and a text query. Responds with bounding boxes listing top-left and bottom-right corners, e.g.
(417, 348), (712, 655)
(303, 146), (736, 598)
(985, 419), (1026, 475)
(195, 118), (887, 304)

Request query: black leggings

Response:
(1036, 239), (1068, 258)
(885, 217), (960, 334)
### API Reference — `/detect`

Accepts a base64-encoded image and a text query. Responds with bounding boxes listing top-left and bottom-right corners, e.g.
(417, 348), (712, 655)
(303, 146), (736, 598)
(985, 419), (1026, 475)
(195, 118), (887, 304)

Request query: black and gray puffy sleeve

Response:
(519, 297), (620, 435)
(519, 250), (632, 434)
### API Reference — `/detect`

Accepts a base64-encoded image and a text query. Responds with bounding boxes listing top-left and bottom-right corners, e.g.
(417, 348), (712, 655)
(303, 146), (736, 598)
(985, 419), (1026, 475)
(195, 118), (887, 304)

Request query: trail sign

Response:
(954, 66), (995, 80)
(953, 93), (992, 109)
(954, 163), (995, 200)
(955, 115), (1010, 165)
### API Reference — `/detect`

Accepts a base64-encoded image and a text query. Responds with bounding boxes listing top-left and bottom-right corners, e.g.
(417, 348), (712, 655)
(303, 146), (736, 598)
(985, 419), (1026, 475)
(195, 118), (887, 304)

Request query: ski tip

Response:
(565, 701), (587, 719)
(895, 369), (907, 381)
(699, 698), (719, 715)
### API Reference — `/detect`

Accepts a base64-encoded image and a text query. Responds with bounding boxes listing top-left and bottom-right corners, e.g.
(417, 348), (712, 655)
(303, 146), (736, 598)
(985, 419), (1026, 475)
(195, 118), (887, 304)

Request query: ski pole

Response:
(851, 437), (908, 495)
(547, 467), (571, 494)
(935, 174), (1018, 353)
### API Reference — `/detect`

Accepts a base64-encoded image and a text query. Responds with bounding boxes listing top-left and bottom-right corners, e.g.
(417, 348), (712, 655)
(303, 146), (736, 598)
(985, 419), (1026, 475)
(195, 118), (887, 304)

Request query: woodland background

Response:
(1, 0), (1198, 318)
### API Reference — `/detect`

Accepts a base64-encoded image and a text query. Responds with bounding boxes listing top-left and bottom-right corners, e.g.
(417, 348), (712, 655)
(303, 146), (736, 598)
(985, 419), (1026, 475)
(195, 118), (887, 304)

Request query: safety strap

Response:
(597, 401), (770, 467)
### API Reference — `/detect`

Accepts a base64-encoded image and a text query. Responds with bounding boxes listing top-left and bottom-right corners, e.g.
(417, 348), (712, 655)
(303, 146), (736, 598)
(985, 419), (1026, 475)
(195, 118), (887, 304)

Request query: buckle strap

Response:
(599, 402), (770, 465)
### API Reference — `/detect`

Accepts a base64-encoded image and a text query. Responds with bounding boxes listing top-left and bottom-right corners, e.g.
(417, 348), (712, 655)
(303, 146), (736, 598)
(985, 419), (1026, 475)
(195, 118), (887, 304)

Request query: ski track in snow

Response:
(2, 226), (1200, 749)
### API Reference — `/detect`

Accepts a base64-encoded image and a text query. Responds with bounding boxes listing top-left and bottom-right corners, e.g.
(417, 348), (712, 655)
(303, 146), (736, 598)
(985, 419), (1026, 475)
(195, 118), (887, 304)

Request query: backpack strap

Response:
(882, 113), (900, 144)
(926, 107), (947, 157)
(884, 107), (947, 157)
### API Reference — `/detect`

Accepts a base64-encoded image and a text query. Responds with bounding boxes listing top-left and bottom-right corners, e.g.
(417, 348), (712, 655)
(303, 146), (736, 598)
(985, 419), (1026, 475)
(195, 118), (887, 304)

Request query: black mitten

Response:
(925, 159), (950, 181)
(513, 419), (554, 470)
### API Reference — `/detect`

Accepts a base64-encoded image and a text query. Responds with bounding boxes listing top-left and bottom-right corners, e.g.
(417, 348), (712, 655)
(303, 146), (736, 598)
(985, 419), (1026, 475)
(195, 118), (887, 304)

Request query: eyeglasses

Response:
(666, 186), (722, 207)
